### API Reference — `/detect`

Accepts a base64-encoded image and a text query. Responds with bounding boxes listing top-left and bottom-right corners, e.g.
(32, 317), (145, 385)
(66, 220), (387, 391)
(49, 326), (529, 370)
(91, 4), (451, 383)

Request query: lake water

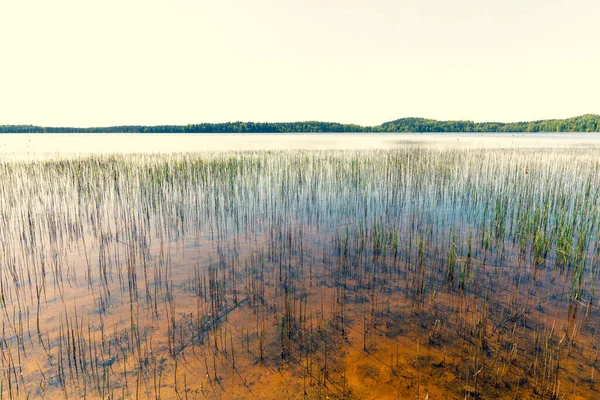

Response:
(2, 136), (600, 399)
(1, 133), (600, 159)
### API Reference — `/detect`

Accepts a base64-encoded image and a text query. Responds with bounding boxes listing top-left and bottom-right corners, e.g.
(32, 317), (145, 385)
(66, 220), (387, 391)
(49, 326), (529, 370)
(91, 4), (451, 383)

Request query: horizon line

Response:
(1, 114), (599, 130)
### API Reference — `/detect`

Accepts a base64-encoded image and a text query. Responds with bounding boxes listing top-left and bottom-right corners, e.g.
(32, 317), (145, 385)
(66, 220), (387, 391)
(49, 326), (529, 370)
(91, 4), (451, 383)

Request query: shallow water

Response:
(1, 149), (599, 399)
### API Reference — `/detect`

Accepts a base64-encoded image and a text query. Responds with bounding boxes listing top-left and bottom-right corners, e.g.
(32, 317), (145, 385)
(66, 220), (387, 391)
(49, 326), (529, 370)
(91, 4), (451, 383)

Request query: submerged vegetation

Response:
(1, 148), (600, 399)
(1, 114), (600, 133)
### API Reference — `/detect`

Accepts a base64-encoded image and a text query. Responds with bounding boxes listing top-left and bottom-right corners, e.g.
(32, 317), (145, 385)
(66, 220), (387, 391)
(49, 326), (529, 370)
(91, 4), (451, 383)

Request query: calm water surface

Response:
(1, 132), (600, 159)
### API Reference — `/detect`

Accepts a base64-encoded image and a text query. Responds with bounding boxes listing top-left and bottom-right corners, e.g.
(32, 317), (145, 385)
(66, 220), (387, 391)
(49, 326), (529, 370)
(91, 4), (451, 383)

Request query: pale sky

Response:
(1, 0), (599, 127)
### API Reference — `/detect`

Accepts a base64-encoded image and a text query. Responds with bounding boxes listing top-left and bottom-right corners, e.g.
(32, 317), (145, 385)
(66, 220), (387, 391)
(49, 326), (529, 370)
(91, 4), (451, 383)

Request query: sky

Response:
(1, 0), (599, 127)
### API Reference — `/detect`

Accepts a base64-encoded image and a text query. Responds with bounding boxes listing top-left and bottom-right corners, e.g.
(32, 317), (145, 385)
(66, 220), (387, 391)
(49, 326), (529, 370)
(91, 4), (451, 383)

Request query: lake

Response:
(1, 139), (599, 399)
(1, 132), (600, 160)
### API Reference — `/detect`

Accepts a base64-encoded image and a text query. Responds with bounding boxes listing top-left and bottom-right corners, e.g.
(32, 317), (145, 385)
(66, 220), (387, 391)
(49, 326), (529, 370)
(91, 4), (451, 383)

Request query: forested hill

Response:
(1, 114), (599, 133)
(379, 114), (600, 133)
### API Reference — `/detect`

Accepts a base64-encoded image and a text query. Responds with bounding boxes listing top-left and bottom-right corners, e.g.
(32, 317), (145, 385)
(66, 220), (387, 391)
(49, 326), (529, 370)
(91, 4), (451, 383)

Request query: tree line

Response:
(1, 114), (599, 133)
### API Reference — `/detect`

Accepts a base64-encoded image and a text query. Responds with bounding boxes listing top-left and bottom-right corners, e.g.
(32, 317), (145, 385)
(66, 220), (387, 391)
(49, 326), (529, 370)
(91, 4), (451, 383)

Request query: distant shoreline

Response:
(1, 114), (599, 133)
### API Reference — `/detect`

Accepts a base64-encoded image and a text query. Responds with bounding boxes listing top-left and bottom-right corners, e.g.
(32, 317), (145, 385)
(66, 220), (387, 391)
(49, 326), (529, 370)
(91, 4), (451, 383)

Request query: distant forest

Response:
(1, 114), (599, 133)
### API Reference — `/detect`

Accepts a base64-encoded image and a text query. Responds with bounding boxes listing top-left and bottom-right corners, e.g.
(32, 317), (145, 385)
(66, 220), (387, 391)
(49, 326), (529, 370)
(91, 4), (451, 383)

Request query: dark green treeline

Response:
(2, 114), (599, 133)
